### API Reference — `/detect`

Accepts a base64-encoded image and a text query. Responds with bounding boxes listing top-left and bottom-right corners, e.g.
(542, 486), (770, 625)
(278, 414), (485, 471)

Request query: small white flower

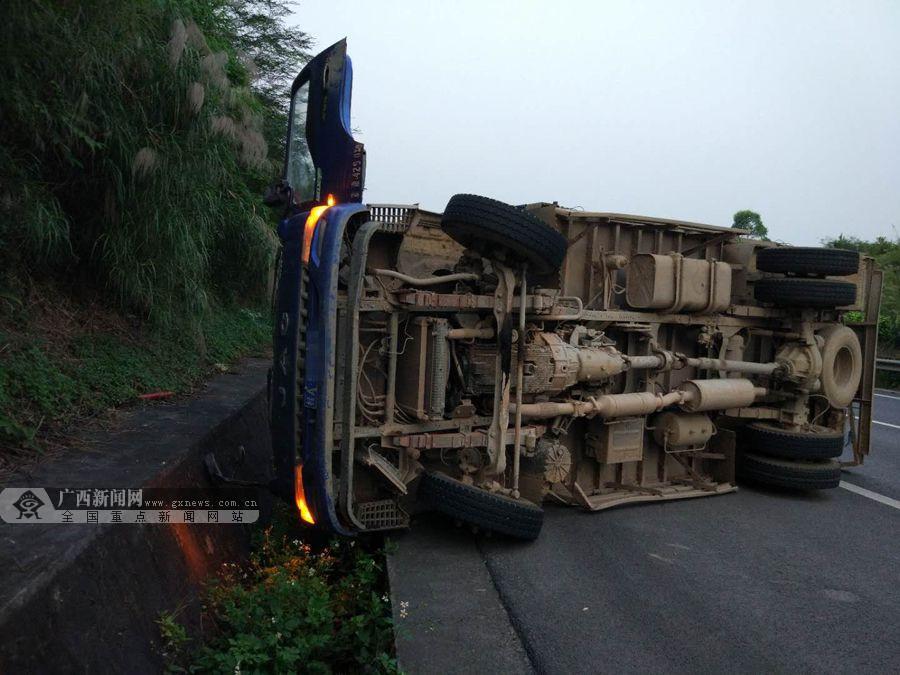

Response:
(275, 632), (282, 640)
(271, 616), (276, 624)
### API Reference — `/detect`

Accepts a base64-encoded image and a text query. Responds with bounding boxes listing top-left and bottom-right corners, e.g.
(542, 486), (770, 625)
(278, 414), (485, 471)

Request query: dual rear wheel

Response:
(744, 247), (857, 490)
(737, 422), (844, 490)
(753, 247), (859, 308)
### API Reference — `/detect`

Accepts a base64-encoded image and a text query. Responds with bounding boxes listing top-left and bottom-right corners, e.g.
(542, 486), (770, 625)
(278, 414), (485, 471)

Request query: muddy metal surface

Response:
(390, 393), (900, 674)
(312, 200), (880, 537)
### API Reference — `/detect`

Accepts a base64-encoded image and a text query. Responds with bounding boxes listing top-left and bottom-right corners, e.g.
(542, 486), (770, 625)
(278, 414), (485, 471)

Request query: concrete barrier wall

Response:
(0, 359), (273, 673)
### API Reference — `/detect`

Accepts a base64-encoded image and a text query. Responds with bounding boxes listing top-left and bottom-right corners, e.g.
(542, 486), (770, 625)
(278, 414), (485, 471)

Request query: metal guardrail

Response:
(876, 358), (900, 373)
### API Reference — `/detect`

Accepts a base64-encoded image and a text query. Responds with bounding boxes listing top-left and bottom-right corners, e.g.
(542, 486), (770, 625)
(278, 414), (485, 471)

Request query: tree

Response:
(220, 0), (313, 162)
(732, 210), (768, 239)
(824, 233), (900, 351)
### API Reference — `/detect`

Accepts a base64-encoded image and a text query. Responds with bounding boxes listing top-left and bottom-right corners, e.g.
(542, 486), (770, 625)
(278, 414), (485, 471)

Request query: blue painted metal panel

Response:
(271, 203), (366, 535)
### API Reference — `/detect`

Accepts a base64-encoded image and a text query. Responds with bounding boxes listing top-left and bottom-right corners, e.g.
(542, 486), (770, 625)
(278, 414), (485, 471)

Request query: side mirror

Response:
(263, 180), (292, 209)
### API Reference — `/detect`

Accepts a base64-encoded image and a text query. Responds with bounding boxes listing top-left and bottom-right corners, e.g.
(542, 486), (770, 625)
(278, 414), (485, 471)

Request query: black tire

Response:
(418, 471), (544, 540)
(736, 451), (841, 490)
(441, 194), (567, 276)
(744, 422), (844, 460)
(756, 247), (859, 277)
(754, 277), (856, 308)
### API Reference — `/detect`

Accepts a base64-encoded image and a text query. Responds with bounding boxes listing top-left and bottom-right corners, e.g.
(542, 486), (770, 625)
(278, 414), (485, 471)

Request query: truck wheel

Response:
(754, 277), (856, 308)
(744, 422), (844, 460)
(736, 451), (841, 490)
(441, 194), (567, 276)
(756, 247), (859, 277)
(419, 471), (544, 540)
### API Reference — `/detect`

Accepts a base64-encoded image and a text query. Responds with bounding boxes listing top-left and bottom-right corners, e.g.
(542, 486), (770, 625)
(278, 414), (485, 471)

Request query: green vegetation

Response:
(0, 0), (308, 320)
(732, 209), (768, 239)
(0, 0), (306, 458)
(824, 234), (900, 353)
(824, 234), (899, 387)
(0, 303), (269, 461)
(159, 506), (398, 673)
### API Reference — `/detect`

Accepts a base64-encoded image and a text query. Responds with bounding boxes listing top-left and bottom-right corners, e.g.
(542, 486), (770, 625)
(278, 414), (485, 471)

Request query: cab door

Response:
(284, 39), (365, 208)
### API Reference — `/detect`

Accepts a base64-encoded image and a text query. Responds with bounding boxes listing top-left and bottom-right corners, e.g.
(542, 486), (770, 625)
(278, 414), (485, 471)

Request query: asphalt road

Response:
(481, 392), (900, 673)
(392, 393), (900, 674)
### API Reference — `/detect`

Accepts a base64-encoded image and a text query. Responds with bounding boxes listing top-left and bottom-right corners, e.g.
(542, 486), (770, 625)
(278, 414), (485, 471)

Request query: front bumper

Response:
(270, 203), (368, 534)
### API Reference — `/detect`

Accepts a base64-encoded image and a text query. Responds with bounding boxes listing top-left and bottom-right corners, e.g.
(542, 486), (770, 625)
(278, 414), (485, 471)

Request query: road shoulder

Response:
(387, 514), (534, 675)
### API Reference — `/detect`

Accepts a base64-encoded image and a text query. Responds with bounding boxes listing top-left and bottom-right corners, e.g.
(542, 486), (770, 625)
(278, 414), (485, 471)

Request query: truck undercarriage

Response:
(268, 40), (881, 540)
(309, 198), (879, 538)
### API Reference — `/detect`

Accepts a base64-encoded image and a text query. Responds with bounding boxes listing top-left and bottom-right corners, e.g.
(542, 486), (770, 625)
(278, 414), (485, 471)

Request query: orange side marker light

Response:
(294, 464), (315, 524)
(301, 194), (336, 263)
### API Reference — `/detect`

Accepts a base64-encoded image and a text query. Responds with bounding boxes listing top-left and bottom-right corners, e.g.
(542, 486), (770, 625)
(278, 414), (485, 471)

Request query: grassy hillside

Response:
(0, 0), (307, 460)
(0, 290), (270, 464)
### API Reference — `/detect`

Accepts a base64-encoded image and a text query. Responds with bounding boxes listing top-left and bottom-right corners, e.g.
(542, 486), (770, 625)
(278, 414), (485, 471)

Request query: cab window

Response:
(286, 82), (317, 202)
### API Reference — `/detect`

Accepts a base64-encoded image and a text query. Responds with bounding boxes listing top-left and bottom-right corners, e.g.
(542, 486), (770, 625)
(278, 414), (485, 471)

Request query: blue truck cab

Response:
(270, 40), (366, 534)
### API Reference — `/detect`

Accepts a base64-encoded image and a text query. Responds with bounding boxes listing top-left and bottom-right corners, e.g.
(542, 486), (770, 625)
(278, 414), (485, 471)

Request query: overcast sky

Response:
(290, 1), (899, 245)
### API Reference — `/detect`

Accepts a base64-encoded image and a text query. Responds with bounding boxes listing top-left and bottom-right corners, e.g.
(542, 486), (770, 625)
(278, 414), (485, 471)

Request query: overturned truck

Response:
(268, 41), (882, 540)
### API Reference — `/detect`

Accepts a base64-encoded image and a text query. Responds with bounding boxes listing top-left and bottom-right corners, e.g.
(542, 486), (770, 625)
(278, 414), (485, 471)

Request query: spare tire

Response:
(736, 452), (841, 490)
(754, 277), (856, 308)
(744, 422), (844, 460)
(818, 325), (863, 408)
(756, 247), (859, 277)
(418, 471), (544, 540)
(441, 194), (567, 276)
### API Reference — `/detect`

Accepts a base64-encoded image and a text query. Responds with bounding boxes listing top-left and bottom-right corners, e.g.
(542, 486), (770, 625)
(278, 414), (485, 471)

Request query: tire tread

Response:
(757, 247), (859, 276)
(745, 423), (844, 460)
(737, 451), (841, 490)
(419, 472), (544, 540)
(754, 277), (856, 308)
(441, 194), (567, 275)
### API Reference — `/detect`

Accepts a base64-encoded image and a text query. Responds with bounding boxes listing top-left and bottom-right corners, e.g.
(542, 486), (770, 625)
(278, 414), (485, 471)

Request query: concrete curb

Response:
(0, 359), (272, 673)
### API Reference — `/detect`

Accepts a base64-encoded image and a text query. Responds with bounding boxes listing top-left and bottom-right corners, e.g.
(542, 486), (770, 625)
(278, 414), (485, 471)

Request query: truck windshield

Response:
(286, 81), (316, 202)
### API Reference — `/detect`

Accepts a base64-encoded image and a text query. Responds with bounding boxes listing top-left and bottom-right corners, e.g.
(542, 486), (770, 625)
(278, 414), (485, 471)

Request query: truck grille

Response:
(368, 204), (415, 225)
(355, 499), (409, 531)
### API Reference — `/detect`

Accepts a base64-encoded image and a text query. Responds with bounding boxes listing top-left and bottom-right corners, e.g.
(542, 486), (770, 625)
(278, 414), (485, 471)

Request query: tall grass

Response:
(0, 0), (279, 325)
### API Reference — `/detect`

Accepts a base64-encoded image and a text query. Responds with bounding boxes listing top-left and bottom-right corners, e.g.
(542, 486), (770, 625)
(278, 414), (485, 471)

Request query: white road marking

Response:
(666, 543), (691, 551)
(874, 392), (900, 401)
(873, 420), (900, 430)
(840, 481), (900, 510)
